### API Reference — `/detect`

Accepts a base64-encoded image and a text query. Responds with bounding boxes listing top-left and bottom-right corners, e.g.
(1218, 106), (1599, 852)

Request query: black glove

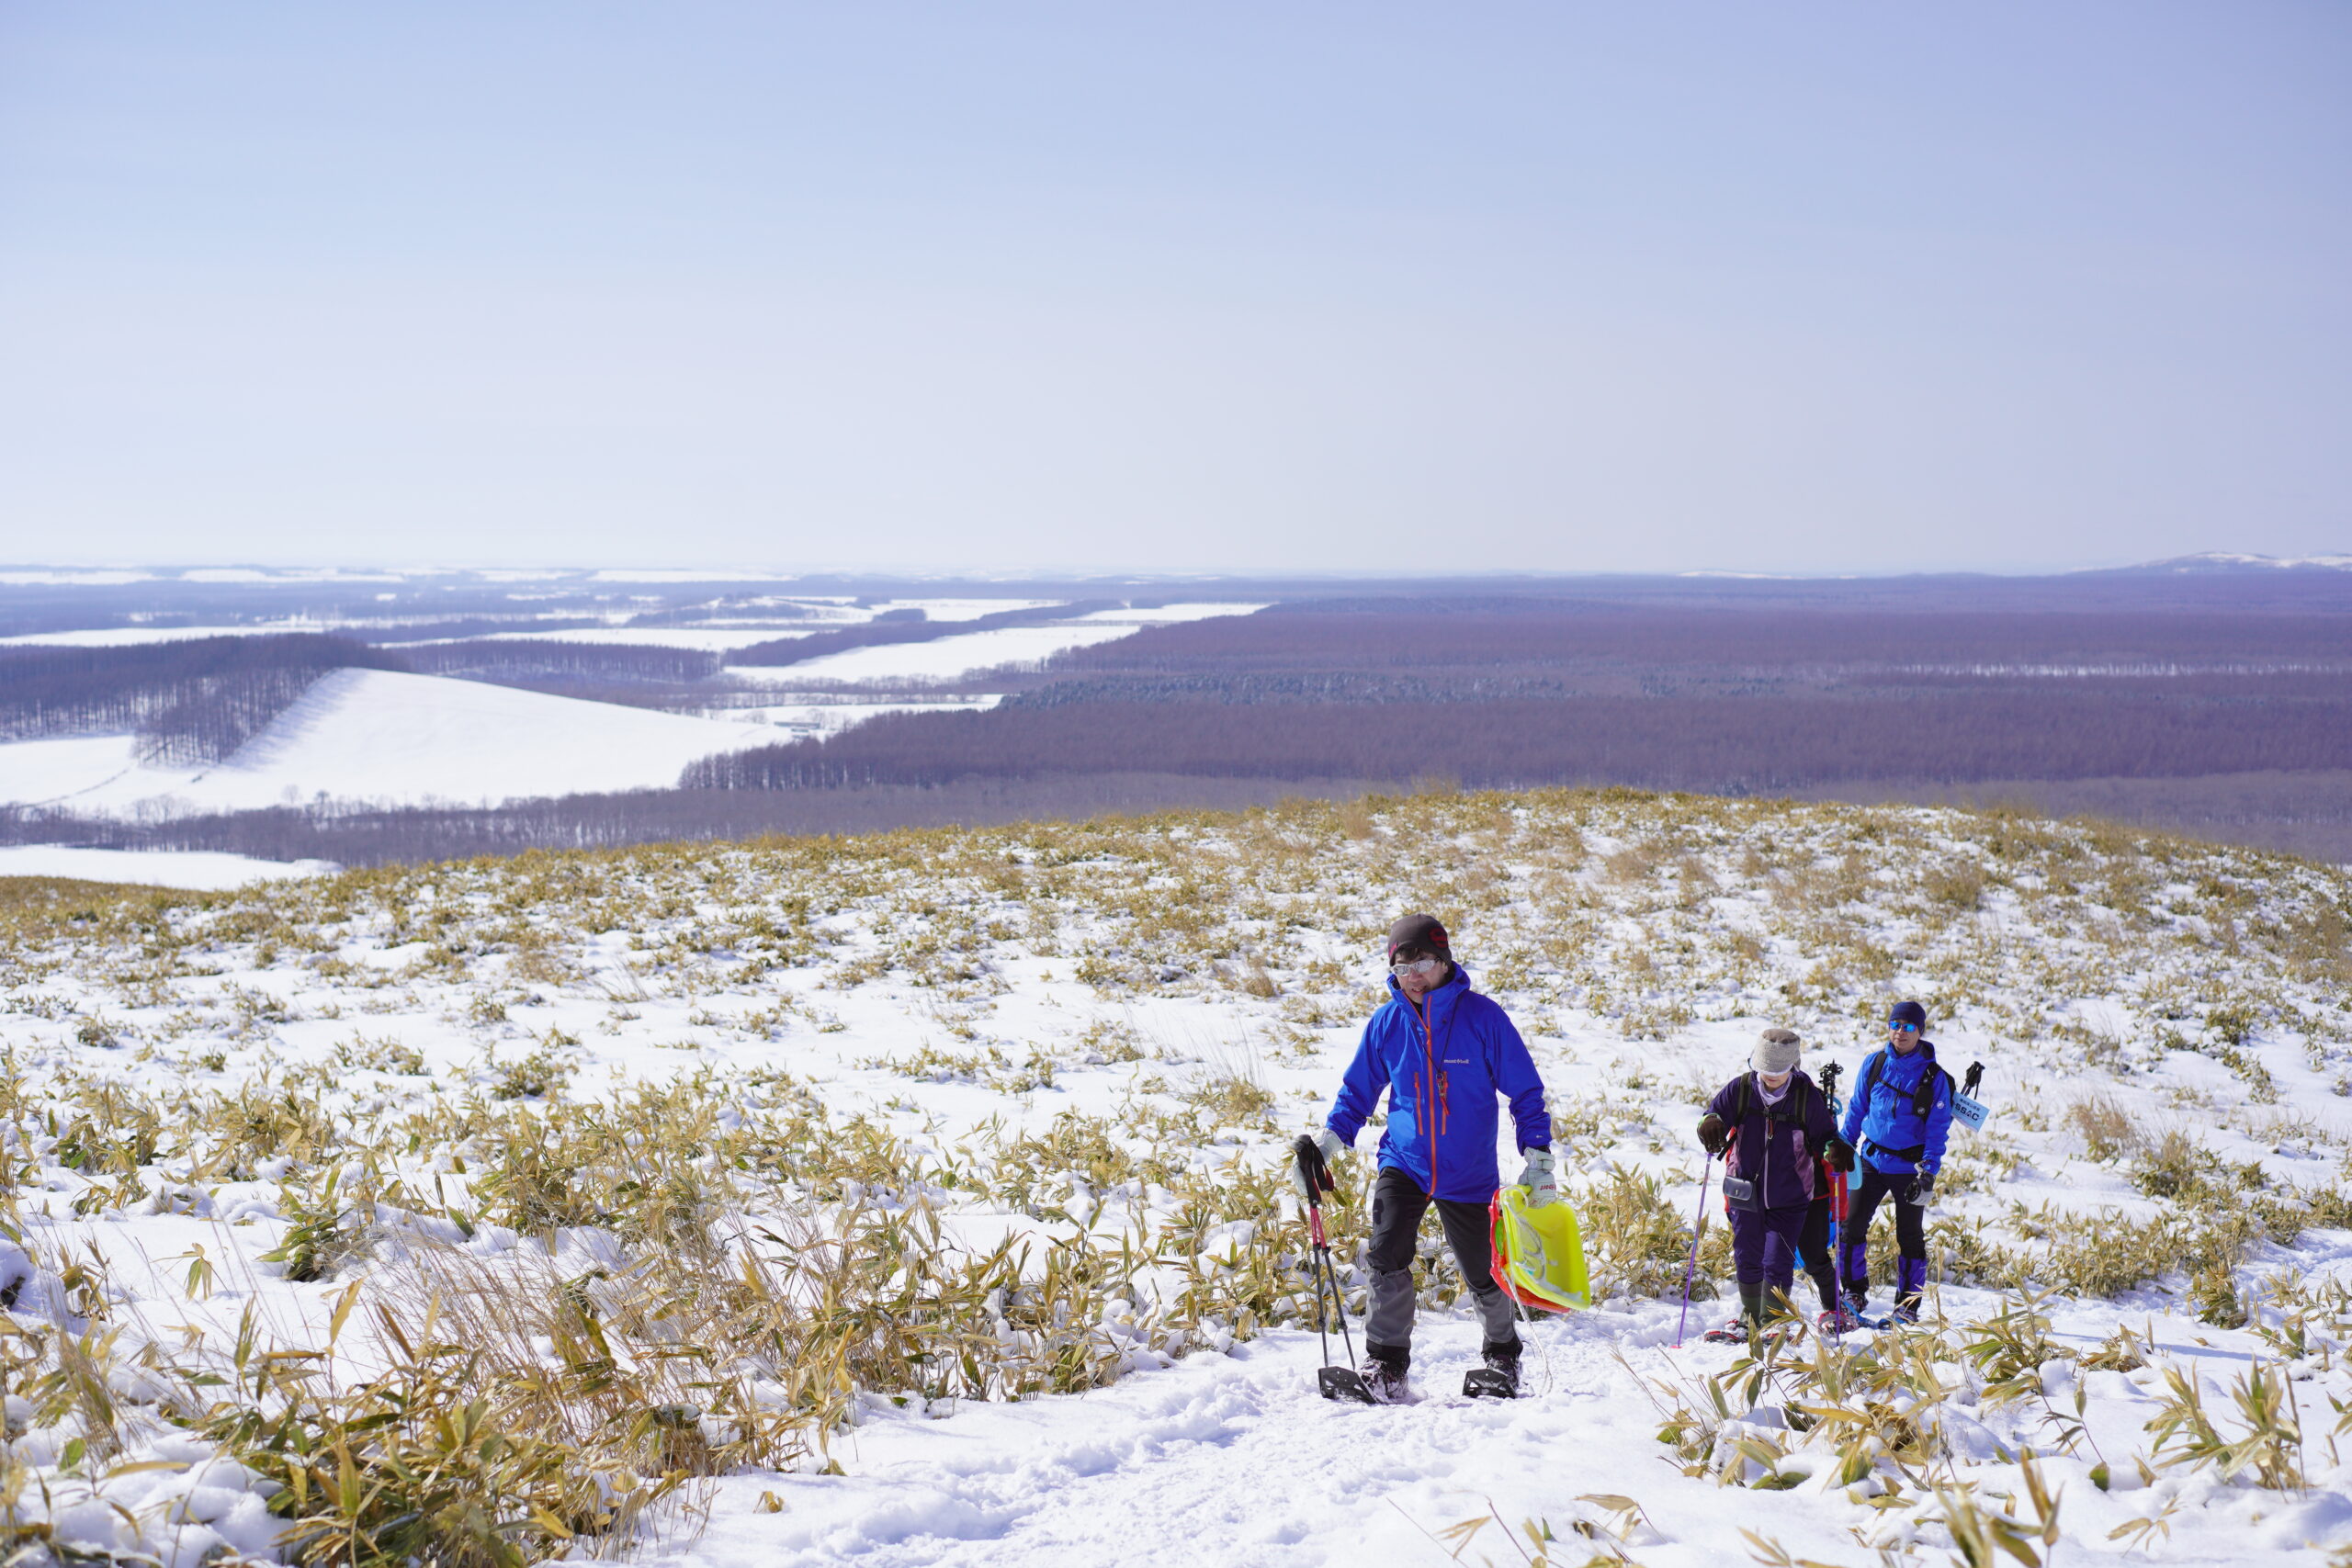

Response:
(1825, 1138), (1856, 1173)
(1292, 1132), (1340, 1202)
(1902, 1171), (1935, 1204)
(1697, 1113), (1729, 1156)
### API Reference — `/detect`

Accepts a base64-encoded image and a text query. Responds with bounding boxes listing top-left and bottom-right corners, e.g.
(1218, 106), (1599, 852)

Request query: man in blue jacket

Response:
(1837, 999), (1954, 1323)
(1298, 913), (1554, 1402)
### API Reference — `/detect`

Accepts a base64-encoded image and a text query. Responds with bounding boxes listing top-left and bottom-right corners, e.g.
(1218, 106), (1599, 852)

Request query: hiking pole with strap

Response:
(1293, 1135), (1374, 1404)
(1821, 1061), (1849, 1332)
(1674, 1151), (1715, 1348)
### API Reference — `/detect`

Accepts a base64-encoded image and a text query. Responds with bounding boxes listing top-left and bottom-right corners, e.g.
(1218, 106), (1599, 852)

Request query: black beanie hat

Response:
(1387, 913), (1451, 962)
(1888, 999), (1928, 1028)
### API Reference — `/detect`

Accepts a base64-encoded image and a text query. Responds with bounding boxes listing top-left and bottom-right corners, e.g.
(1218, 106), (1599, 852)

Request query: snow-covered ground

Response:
(397, 626), (830, 652)
(741, 603), (1270, 686)
(0, 845), (334, 888)
(722, 694), (1005, 739)
(0, 669), (778, 814)
(0, 624), (332, 648)
(0, 790), (2346, 1566)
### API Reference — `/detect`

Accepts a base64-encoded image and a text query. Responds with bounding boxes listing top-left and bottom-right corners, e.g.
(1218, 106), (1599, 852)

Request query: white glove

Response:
(1516, 1146), (1559, 1207)
(1292, 1127), (1345, 1202)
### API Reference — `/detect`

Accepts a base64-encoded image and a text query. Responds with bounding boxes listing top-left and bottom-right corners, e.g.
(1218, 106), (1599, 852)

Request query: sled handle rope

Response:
(1674, 1151), (1714, 1348)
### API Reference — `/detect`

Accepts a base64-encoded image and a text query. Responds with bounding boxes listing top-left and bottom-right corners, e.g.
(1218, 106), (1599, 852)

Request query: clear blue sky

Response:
(1, 3), (2344, 573)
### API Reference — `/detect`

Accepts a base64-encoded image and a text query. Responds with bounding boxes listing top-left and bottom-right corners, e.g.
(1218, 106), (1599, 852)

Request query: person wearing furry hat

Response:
(1695, 1028), (1855, 1345)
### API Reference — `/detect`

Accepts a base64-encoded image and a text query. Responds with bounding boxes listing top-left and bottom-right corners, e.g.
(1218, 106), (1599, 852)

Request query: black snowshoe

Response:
(1463, 1346), (1521, 1399)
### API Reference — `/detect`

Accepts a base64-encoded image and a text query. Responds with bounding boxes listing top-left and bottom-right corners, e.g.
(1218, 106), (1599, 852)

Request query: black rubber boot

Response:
(1738, 1283), (1766, 1347)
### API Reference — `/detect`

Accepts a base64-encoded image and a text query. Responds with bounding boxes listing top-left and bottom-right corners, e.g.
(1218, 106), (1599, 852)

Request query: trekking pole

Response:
(1674, 1152), (1715, 1348)
(1294, 1135), (1373, 1404)
(1821, 1062), (1846, 1332)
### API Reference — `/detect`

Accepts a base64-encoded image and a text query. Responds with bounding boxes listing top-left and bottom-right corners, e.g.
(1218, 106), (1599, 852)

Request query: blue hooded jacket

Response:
(1838, 1039), (1954, 1177)
(1325, 964), (1550, 1203)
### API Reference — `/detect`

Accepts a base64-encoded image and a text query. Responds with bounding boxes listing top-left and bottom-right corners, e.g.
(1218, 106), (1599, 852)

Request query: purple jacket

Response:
(1706, 1069), (1839, 1211)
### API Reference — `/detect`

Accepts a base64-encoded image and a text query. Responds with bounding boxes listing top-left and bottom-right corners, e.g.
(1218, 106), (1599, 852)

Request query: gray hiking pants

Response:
(1362, 1167), (1520, 1365)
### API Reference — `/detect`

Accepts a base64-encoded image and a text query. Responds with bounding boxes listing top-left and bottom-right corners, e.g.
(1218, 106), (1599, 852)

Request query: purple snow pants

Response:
(1730, 1203), (1810, 1296)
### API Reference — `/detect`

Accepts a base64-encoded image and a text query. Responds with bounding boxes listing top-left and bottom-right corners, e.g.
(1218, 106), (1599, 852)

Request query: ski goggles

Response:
(1390, 954), (1444, 980)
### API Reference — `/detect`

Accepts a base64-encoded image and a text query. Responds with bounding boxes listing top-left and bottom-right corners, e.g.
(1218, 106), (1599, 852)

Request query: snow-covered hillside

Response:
(0, 790), (2347, 1566)
(734, 603), (1271, 686)
(0, 668), (777, 815)
(0, 846), (333, 888)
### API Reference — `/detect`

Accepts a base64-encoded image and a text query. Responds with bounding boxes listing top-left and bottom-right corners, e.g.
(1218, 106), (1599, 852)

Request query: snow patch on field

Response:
(723, 694), (1004, 739)
(0, 733), (147, 805)
(746, 603), (1268, 686)
(0, 624), (331, 648)
(0, 669), (776, 814)
(0, 846), (334, 888)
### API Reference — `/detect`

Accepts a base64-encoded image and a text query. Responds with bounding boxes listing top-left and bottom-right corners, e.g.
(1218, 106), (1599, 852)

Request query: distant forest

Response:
(6, 587), (2352, 864)
(0, 637), (406, 763)
(685, 605), (2352, 795)
(683, 686), (2352, 795)
(0, 635), (753, 758)
(724, 600), (1114, 667)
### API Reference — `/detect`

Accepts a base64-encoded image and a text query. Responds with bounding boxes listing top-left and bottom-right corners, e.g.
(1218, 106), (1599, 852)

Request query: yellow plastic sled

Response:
(1488, 1184), (1589, 1312)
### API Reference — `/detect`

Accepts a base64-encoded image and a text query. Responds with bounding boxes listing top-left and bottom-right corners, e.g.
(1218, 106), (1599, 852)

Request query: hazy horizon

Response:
(4, 4), (2346, 575)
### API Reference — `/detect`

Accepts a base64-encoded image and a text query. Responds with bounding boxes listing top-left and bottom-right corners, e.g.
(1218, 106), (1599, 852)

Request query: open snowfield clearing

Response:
(0, 624), (334, 648)
(724, 694), (1005, 739)
(742, 603), (1270, 685)
(0, 789), (2346, 1565)
(0, 669), (777, 815)
(0, 847), (334, 888)
(404, 626), (829, 652)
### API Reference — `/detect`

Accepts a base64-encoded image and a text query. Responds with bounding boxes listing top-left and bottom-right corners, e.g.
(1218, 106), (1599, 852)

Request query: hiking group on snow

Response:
(1292, 913), (1968, 1403)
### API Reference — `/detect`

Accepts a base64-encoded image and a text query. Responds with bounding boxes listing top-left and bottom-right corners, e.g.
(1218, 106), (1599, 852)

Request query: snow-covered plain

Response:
(722, 694), (1005, 739)
(2, 669), (777, 815)
(0, 624), (334, 649)
(744, 603), (1271, 686)
(0, 790), (2347, 1565)
(0, 846), (334, 888)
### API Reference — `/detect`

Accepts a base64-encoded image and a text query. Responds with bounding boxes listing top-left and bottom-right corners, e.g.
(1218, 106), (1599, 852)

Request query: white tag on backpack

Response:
(1951, 1093), (1990, 1133)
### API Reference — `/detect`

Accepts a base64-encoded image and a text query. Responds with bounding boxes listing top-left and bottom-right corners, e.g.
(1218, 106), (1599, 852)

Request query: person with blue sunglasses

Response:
(1836, 999), (1953, 1323)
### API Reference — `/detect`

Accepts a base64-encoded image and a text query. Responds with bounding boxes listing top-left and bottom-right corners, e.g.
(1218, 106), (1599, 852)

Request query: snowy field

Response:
(741, 603), (1271, 686)
(0, 601), (1274, 818)
(0, 669), (778, 815)
(0, 789), (2346, 1566)
(721, 694), (1005, 740)
(0, 846), (333, 889)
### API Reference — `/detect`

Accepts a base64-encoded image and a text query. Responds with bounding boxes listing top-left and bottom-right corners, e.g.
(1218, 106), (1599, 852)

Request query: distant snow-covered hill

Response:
(0, 667), (776, 815)
(2097, 551), (2352, 573)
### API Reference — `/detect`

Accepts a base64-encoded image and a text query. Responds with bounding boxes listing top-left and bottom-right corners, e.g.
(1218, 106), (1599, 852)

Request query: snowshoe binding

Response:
(1816, 1306), (1860, 1336)
(1700, 1317), (1750, 1345)
(1463, 1348), (1521, 1399)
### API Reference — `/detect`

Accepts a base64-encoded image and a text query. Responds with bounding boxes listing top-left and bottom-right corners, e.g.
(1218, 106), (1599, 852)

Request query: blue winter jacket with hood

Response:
(1839, 1039), (1954, 1177)
(1325, 964), (1550, 1204)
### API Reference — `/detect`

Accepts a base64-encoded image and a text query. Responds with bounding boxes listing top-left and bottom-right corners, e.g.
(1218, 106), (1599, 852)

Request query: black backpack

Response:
(1728, 1071), (1813, 1128)
(1860, 1046), (1951, 1122)
(1852, 1047), (1951, 1163)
